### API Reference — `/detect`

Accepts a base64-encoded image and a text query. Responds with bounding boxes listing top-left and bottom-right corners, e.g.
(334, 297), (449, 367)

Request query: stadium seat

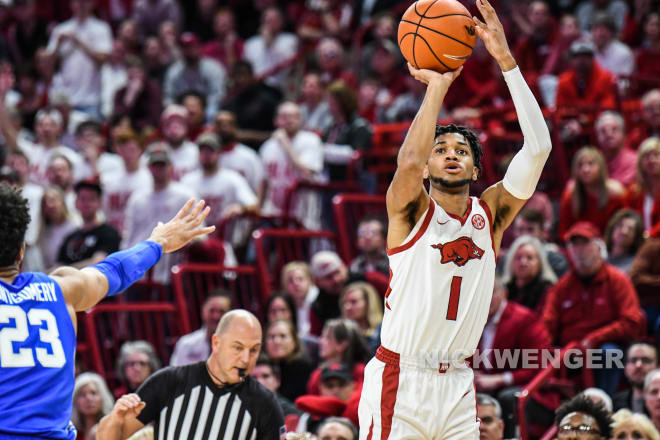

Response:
(371, 122), (410, 150)
(253, 228), (338, 299)
(332, 193), (386, 262)
(517, 342), (595, 440)
(217, 212), (303, 263)
(481, 131), (570, 200)
(348, 148), (399, 195)
(171, 263), (262, 330)
(83, 302), (188, 389)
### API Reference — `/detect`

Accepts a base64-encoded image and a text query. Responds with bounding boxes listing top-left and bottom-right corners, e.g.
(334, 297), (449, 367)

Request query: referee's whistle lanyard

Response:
(205, 360), (246, 388)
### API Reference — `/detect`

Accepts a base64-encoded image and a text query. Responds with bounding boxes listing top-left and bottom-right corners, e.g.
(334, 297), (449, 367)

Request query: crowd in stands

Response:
(2, 0), (660, 438)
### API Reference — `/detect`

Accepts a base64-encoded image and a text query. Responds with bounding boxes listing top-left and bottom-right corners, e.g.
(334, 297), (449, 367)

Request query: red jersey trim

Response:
(478, 199), (497, 257)
(386, 200), (435, 256)
(445, 197), (473, 225)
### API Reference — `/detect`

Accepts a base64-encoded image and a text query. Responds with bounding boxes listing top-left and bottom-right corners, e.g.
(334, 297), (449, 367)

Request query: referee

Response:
(98, 310), (285, 439)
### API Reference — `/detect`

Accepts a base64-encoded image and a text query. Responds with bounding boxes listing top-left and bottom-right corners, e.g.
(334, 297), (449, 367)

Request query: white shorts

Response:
(358, 346), (479, 440)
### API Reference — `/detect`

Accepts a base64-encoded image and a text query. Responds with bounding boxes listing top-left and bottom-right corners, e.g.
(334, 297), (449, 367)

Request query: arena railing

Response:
(331, 193), (386, 262)
(518, 341), (595, 440)
(171, 263), (262, 330)
(253, 228), (338, 299)
(83, 302), (187, 387)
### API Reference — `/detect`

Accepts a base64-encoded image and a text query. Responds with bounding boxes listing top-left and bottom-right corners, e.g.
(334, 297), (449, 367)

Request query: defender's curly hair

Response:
(555, 394), (613, 438)
(0, 183), (30, 267)
(435, 124), (483, 177)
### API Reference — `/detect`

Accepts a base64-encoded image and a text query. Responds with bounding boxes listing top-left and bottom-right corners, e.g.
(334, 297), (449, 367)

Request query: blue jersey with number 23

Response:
(0, 272), (77, 439)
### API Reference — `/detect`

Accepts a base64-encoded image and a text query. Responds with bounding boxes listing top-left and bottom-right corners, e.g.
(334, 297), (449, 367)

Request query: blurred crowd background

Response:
(2, 0), (660, 438)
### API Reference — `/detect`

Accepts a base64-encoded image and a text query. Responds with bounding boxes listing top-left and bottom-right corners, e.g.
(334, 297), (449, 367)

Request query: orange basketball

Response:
(398, 0), (477, 72)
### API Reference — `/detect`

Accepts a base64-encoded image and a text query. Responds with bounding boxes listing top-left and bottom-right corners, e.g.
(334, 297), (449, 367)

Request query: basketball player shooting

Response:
(0, 193), (214, 439)
(357, 0), (551, 439)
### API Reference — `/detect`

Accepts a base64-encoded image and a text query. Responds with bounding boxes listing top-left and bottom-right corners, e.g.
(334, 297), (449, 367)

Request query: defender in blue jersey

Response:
(0, 183), (214, 439)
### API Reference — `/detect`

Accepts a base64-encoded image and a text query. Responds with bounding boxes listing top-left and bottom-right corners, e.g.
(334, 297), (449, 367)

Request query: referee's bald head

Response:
(214, 310), (261, 336)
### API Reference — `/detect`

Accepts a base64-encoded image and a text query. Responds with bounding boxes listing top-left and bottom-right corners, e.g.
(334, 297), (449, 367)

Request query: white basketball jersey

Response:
(381, 196), (496, 360)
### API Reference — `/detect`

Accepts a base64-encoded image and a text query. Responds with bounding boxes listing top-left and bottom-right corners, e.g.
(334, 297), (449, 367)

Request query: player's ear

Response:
(422, 164), (429, 180)
(472, 166), (479, 181)
(16, 242), (25, 266)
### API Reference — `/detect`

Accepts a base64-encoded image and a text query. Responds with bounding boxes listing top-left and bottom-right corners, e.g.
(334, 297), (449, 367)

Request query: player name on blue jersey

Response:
(0, 282), (58, 304)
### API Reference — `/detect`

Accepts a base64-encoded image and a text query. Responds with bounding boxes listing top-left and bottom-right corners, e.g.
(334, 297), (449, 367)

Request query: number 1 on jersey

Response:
(446, 276), (462, 320)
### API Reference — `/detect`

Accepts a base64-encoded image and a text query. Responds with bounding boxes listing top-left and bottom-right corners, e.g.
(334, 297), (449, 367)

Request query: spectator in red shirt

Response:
(543, 221), (645, 396)
(297, 0), (354, 45)
(620, 0), (654, 48)
(314, 37), (357, 90)
(596, 110), (639, 187)
(513, 1), (556, 86)
(112, 55), (163, 133)
(306, 319), (370, 395)
(476, 276), (554, 437)
(555, 41), (617, 138)
(633, 12), (660, 96)
(558, 146), (625, 239)
(541, 14), (583, 78)
(628, 89), (660, 151)
(178, 91), (206, 141)
(296, 363), (361, 427)
(201, 8), (244, 70)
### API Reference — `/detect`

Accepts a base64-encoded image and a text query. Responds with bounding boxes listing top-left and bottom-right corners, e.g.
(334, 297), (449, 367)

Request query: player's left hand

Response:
(473, 0), (516, 71)
(148, 198), (216, 253)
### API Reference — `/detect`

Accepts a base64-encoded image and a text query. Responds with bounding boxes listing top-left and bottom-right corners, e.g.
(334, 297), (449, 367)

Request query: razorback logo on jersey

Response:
(431, 237), (484, 266)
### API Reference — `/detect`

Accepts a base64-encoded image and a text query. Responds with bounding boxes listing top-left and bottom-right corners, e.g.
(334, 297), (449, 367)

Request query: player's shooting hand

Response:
(473, 0), (516, 71)
(148, 198), (216, 253)
(112, 394), (146, 420)
(407, 63), (463, 88)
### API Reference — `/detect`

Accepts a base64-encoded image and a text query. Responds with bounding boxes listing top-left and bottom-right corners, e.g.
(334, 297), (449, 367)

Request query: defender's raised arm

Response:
(53, 198), (215, 313)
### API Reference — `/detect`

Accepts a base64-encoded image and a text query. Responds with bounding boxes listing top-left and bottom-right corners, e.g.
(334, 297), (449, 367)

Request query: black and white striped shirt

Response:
(136, 362), (285, 440)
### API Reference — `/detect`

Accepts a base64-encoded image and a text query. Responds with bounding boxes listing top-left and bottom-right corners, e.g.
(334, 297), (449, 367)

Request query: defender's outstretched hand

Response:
(148, 198), (216, 253)
(407, 63), (463, 88)
(473, 0), (516, 71)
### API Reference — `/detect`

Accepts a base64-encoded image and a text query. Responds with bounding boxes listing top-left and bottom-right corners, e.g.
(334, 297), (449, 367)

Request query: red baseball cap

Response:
(563, 221), (600, 242)
(294, 395), (346, 417)
(180, 32), (200, 47)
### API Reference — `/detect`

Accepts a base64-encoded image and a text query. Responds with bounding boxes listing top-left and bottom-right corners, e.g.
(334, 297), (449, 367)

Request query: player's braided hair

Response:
(0, 183), (30, 267)
(554, 394), (612, 438)
(435, 124), (483, 177)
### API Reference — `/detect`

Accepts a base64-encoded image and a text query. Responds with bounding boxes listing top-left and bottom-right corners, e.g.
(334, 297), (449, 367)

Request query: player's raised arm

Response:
(52, 198), (215, 312)
(386, 65), (463, 225)
(475, 0), (552, 235)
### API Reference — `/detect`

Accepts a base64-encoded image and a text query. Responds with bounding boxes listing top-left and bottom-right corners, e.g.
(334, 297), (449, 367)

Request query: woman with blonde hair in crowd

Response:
(501, 235), (557, 313)
(558, 146), (625, 239)
(611, 409), (660, 440)
(340, 281), (383, 353)
(71, 372), (115, 440)
(625, 137), (660, 231)
(281, 261), (320, 338)
(265, 319), (315, 401)
(604, 209), (646, 274)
